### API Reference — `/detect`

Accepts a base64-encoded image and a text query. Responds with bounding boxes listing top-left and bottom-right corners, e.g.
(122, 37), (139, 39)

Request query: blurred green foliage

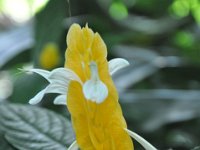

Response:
(0, 0), (200, 149)
(109, 1), (128, 20)
(170, 0), (200, 24)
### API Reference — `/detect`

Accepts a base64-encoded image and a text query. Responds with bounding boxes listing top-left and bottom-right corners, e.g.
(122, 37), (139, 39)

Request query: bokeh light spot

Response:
(109, 2), (128, 20)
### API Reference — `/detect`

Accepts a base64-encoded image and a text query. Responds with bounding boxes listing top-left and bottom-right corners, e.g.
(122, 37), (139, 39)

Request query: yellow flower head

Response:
(39, 43), (60, 70)
(65, 24), (133, 149)
(27, 23), (157, 150)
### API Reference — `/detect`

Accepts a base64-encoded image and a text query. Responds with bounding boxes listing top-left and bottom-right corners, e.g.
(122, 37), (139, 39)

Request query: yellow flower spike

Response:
(66, 23), (133, 149)
(27, 23), (157, 150)
(39, 42), (60, 70)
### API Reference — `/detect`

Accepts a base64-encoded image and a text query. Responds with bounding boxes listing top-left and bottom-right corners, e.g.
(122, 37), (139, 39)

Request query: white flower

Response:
(26, 58), (157, 150)
(25, 58), (129, 105)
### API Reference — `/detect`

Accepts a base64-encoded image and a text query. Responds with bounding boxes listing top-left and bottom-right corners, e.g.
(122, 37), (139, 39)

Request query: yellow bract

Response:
(65, 24), (133, 149)
(39, 43), (60, 70)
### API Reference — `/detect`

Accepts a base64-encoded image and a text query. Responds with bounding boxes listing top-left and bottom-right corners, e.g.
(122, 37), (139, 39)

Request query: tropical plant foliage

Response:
(0, 0), (200, 149)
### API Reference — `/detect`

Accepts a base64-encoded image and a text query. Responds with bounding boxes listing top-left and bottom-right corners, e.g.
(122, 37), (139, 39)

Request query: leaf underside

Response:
(0, 104), (75, 150)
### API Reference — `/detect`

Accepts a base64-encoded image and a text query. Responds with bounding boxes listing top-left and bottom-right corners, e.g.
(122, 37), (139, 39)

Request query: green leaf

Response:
(191, 146), (200, 150)
(121, 91), (200, 131)
(0, 132), (16, 150)
(0, 104), (74, 150)
(10, 73), (47, 104)
(0, 24), (33, 69)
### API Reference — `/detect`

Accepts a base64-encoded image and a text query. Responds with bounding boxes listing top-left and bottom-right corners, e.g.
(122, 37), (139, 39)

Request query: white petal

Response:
(125, 128), (157, 150)
(46, 83), (67, 95)
(53, 95), (66, 105)
(108, 58), (129, 75)
(23, 68), (50, 81)
(29, 87), (47, 105)
(29, 82), (67, 105)
(49, 68), (82, 84)
(68, 141), (79, 150)
(28, 67), (82, 105)
(83, 80), (108, 103)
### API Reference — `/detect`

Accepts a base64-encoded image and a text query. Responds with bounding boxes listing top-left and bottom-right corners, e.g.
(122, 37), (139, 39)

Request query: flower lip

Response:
(83, 61), (108, 103)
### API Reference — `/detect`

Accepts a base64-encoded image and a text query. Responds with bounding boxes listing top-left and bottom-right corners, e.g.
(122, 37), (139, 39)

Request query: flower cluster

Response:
(27, 24), (157, 150)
